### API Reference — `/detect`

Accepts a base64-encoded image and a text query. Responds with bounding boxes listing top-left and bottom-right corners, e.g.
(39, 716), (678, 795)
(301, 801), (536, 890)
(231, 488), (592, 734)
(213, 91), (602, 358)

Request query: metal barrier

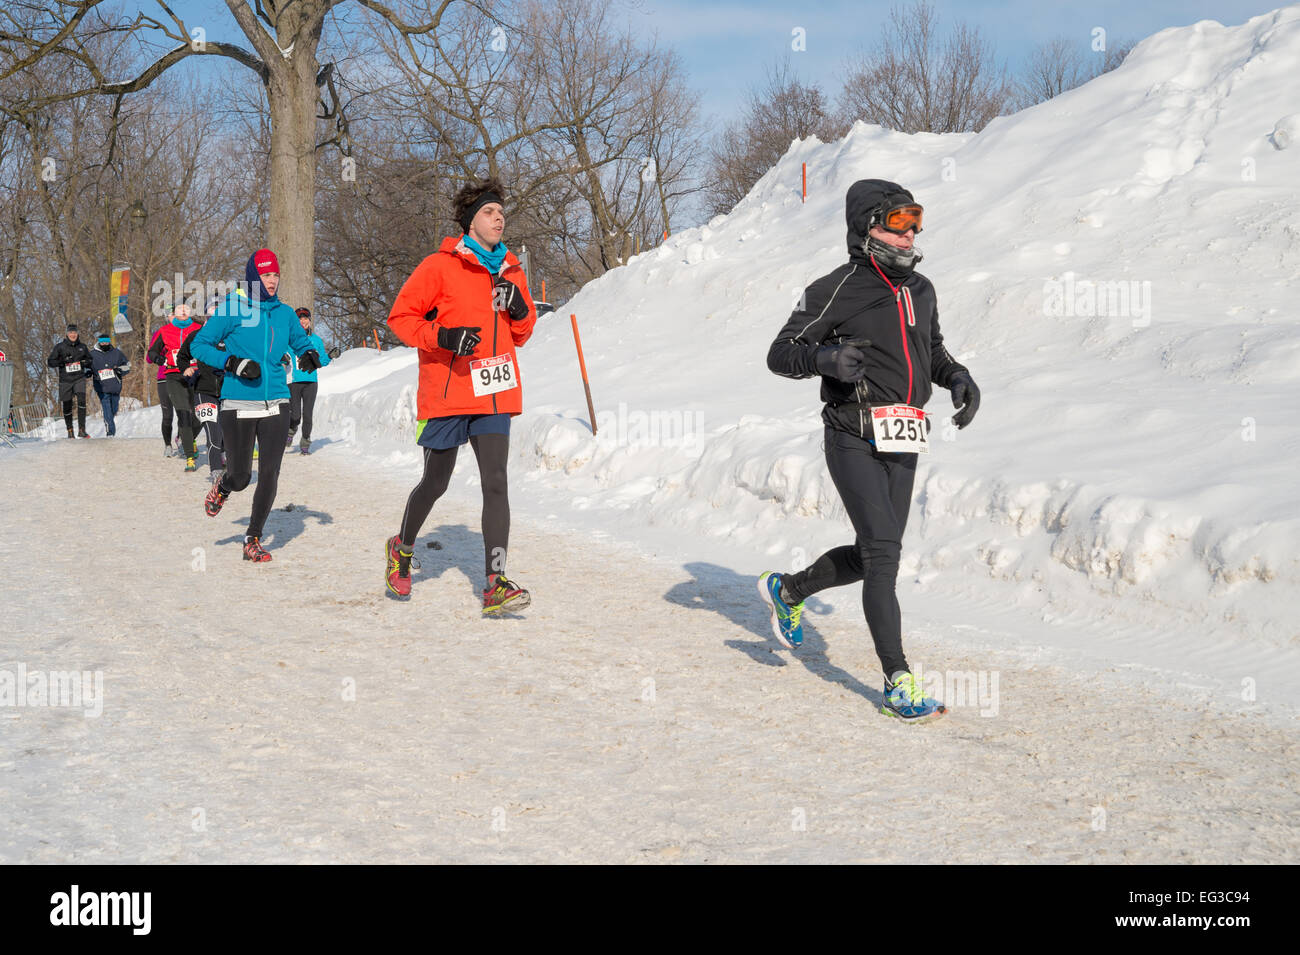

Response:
(0, 361), (13, 448)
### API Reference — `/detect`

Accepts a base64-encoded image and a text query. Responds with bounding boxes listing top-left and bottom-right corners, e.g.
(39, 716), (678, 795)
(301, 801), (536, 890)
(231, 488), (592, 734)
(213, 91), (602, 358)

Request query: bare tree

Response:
(836, 1), (1011, 135)
(1014, 34), (1136, 110)
(0, 0), (463, 313)
(703, 60), (836, 218)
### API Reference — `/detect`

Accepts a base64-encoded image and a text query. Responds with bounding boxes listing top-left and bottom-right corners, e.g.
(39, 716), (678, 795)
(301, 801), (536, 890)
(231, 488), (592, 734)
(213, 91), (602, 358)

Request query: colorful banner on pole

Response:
(110, 266), (131, 336)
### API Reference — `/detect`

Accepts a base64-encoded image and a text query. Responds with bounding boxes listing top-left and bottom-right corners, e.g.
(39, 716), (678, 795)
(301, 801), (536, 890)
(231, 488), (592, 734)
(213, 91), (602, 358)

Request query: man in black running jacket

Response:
(761, 178), (981, 723)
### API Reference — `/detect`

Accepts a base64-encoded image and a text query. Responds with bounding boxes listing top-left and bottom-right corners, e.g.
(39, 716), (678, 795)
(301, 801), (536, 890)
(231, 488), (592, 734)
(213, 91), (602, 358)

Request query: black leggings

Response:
(218, 405), (290, 539)
(157, 379), (176, 445)
(60, 382), (86, 433)
(781, 428), (917, 679)
(166, 376), (196, 456)
(399, 433), (510, 580)
(288, 381), (318, 442)
(196, 391), (225, 472)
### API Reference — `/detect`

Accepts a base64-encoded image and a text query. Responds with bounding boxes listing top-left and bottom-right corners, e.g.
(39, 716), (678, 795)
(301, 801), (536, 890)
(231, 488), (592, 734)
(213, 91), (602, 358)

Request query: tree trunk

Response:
(265, 49), (319, 313)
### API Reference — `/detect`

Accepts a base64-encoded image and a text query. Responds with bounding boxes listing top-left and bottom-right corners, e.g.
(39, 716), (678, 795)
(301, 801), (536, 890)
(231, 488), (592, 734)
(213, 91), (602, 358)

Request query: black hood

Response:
(845, 178), (914, 254)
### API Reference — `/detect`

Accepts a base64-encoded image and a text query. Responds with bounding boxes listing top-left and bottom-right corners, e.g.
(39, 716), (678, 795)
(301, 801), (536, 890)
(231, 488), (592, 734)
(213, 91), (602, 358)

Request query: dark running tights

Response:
(218, 405), (289, 539)
(781, 429), (918, 679)
(399, 433), (510, 580)
(157, 379), (176, 444)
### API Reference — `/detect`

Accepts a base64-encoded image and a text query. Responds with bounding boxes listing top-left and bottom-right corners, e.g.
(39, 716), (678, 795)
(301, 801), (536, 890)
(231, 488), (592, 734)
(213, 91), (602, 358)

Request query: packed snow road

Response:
(1, 437), (1296, 863)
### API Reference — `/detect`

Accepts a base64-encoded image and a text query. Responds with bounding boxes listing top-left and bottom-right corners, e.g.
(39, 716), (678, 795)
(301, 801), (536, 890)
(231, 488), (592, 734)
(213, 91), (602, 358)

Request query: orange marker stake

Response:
(571, 314), (597, 435)
(373, 329), (381, 350)
(802, 162), (806, 203)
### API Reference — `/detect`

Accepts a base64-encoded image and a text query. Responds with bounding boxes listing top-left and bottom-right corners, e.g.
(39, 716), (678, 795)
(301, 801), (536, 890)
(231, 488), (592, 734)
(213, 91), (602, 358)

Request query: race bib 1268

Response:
(870, 404), (929, 454)
(469, 354), (518, 397)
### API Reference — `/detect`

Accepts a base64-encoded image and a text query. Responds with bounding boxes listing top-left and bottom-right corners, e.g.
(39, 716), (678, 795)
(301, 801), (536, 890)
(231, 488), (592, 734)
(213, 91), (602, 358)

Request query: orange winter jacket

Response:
(387, 235), (538, 419)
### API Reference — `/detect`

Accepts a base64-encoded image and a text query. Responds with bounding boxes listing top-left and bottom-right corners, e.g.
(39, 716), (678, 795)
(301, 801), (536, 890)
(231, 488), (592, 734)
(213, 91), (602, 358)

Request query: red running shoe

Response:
(385, 535), (413, 597)
(204, 480), (229, 516)
(243, 537), (272, 562)
(482, 574), (530, 615)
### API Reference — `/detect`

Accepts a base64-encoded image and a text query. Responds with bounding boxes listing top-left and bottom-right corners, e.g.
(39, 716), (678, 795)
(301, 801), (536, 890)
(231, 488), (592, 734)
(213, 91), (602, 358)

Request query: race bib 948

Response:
(870, 404), (929, 454)
(469, 354), (518, 397)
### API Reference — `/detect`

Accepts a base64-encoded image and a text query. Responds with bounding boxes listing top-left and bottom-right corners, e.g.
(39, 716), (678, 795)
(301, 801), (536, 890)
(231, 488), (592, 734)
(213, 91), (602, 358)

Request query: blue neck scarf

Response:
(462, 234), (508, 274)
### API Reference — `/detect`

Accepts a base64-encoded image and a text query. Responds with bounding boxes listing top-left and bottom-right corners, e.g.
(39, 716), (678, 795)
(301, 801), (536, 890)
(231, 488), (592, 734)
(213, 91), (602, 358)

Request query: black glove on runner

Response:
(813, 342), (868, 383)
(297, 349), (322, 372)
(949, 370), (980, 428)
(437, 325), (481, 357)
(225, 356), (261, 380)
(494, 278), (530, 321)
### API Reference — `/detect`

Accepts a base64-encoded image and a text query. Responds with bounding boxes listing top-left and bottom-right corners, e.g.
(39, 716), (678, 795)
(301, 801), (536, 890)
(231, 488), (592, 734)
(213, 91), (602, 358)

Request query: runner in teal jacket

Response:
(190, 256), (316, 402)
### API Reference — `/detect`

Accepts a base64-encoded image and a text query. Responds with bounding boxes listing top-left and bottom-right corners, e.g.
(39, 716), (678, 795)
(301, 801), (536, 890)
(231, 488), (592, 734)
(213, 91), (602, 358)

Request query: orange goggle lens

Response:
(881, 204), (923, 234)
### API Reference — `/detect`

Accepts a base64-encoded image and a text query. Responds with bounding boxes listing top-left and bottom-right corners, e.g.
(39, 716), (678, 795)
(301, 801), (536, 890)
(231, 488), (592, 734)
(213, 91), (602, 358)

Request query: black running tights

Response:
(399, 433), (509, 580)
(781, 428), (918, 679)
(219, 405), (289, 539)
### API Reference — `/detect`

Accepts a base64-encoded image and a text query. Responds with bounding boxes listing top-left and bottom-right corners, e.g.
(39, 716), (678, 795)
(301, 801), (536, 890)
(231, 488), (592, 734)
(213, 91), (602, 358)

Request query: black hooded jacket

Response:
(175, 333), (225, 396)
(767, 178), (967, 439)
(47, 337), (94, 383)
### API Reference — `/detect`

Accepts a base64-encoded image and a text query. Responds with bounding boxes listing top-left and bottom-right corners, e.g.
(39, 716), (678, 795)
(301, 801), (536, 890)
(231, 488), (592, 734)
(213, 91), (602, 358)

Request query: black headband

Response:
(459, 192), (503, 233)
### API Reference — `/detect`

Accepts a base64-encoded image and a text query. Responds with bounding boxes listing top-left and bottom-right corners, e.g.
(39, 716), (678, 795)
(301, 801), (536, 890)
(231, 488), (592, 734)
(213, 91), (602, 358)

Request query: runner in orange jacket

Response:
(384, 177), (539, 611)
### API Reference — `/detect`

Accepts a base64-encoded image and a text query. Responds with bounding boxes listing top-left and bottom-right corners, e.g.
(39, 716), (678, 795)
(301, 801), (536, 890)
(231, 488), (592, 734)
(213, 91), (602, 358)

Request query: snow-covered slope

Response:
(94, 8), (1300, 702)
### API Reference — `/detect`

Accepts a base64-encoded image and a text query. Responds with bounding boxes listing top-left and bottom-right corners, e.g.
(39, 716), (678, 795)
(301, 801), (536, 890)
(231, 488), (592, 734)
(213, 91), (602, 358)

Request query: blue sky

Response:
(620, 0), (1277, 122)
(170, 0), (1277, 127)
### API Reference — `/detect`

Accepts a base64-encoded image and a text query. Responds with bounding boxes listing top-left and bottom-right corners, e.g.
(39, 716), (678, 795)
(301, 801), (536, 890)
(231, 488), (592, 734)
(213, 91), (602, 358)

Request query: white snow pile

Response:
(101, 8), (1299, 690)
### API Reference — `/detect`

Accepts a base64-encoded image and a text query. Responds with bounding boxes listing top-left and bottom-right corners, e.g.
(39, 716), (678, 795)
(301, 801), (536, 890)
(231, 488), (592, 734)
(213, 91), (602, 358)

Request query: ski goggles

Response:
(875, 199), (924, 235)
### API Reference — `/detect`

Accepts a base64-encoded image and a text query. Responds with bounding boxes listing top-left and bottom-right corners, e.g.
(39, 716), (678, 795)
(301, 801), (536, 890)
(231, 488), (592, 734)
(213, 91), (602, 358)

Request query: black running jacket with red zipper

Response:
(766, 251), (967, 439)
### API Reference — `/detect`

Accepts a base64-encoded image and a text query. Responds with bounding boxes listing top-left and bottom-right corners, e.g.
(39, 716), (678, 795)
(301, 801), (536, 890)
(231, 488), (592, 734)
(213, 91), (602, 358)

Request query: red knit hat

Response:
(253, 248), (279, 275)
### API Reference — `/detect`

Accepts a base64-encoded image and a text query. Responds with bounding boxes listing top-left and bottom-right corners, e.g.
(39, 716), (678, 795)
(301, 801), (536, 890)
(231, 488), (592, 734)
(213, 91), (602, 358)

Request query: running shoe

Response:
(185, 455), (196, 472)
(286, 429), (296, 448)
(299, 442), (311, 455)
(243, 537), (272, 562)
(385, 535), (414, 598)
(204, 480), (229, 516)
(482, 574), (530, 614)
(757, 571), (804, 649)
(880, 671), (946, 724)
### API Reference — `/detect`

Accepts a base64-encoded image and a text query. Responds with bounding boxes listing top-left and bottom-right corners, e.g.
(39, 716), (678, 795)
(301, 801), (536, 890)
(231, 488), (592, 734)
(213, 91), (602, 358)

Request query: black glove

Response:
(225, 356), (261, 380)
(813, 342), (868, 383)
(949, 370), (980, 429)
(494, 278), (531, 322)
(297, 349), (322, 372)
(437, 325), (481, 357)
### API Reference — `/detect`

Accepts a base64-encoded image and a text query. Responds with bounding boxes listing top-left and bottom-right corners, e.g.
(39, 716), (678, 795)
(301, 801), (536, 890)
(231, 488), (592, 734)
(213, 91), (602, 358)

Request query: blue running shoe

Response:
(880, 671), (946, 723)
(757, 571), (803, 649)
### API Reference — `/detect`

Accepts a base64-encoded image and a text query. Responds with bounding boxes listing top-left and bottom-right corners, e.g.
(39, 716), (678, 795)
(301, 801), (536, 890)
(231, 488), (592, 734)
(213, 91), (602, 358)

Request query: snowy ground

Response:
(1, 436), (1296, 863)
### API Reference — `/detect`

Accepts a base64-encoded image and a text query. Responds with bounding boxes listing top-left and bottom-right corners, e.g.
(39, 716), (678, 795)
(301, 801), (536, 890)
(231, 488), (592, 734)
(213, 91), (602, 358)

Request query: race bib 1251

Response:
(870, 404), (929, 454)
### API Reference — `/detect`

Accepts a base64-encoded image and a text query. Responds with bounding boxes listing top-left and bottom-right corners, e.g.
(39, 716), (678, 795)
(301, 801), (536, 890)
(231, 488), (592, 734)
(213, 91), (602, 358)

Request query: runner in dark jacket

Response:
(89, 333), (130, 436)
(760, 178), (982, 724)
(176, 332), (226, 483)
(47, 324), (94, 438)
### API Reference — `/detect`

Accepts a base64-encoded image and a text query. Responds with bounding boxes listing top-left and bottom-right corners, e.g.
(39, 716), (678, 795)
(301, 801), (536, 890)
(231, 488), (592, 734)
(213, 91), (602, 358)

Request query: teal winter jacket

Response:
(191, 286), (313, 403)
(288, 331), (331, 383)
